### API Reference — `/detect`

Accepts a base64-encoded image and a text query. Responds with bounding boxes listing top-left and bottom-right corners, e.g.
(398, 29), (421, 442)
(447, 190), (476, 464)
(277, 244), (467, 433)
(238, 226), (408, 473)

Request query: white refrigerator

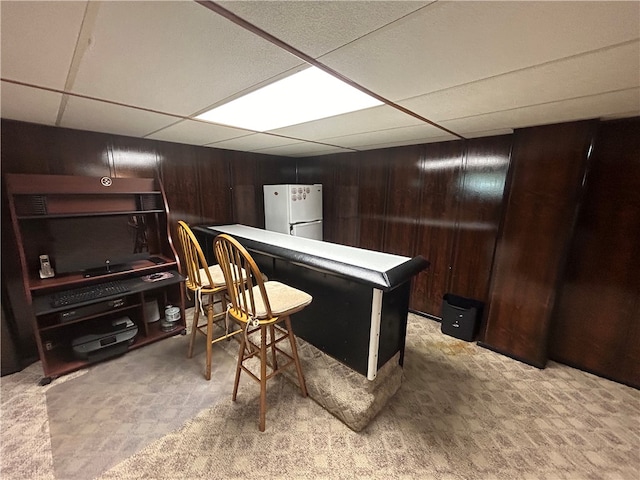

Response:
(263, 184), (323, 240)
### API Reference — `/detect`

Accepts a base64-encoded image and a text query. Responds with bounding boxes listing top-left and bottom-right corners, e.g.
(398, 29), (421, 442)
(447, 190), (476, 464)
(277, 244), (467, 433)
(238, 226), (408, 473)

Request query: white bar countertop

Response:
(202, 224), (429, 291)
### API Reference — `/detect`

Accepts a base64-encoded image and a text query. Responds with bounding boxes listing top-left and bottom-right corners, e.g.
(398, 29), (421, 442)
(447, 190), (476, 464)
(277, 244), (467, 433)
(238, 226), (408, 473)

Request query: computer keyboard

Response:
(50, 281), (129, 308)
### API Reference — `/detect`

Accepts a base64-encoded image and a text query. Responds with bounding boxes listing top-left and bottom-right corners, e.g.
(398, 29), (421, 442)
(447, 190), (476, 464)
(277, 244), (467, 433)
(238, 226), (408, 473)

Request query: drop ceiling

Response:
(1, 1), (638, 158)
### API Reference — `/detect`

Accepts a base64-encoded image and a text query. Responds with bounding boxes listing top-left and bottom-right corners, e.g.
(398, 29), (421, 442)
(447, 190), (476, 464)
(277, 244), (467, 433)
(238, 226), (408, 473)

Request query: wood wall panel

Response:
(229, 152), (297, 228)
(50, 128), (114, 177)
(196, 150), (232, 226)
(383, 146), (423, 257)
(358, 151), (389, 252)
(549, 118), (640, 387)
(159, 142), (202, 226)
(448, 136), (511, 315)
(483, 121), (595, 367)
(297, 154), (360, 246)
(229, 152), (259, 227)
(1, 298), (22, 375)
(110, 135), (159, 179)
(332, 156), (361, 247)
(1, 120), (112, 176)
(412, 141), (465, 315)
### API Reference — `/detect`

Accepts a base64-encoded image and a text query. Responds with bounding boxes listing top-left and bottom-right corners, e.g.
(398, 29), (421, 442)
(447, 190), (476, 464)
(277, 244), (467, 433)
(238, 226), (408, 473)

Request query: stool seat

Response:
(197, 264), (226, 288)
(249, 281), (312, 319)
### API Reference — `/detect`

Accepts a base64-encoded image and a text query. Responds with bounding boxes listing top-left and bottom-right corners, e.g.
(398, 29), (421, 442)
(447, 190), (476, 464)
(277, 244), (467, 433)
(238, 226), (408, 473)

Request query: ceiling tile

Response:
(440, 89), (640, 135)
(0, 82), (62, 126)
(60, 96), (177, 137)
(271, 104), (426, 140)
(320, 1), (640, 101)
(402, 41), (640, 122)
(146, 119), (251, 146)
(1, 1), (638, 157)
(218, 0), (430, 58)
(70, 1), (304, 116)
(0, 1), (86, 89)
(207, 132), (306, 152)
(320, 123), (456, 151)
(254, 142), (354, 158)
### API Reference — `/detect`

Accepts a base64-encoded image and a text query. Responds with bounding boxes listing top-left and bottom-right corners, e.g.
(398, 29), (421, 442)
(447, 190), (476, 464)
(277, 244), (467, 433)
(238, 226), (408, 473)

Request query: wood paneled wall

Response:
(299, 138), (511, 317)
(549, 118), (640, 388)
(2, 117), (639, 387)
(481, 121), (596, 367)
(0, 119), (296, 359)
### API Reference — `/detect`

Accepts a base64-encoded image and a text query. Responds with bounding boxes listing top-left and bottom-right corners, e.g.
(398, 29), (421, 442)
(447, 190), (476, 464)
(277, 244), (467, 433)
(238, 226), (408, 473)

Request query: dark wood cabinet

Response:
(4, 173), (186, 383)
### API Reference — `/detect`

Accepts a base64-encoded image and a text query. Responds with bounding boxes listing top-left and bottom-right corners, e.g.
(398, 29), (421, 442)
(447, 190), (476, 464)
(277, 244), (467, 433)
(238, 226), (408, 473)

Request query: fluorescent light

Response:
(195, 67), (383, 132)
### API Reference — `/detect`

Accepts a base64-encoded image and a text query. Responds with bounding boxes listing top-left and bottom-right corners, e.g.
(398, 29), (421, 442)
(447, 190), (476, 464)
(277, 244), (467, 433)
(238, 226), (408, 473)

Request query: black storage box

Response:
(441, 294), (484, 341)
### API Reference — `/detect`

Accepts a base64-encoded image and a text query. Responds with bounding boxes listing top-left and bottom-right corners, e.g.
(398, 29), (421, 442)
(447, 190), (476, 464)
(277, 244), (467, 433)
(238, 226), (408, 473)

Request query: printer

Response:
(71, 316), (138, 362)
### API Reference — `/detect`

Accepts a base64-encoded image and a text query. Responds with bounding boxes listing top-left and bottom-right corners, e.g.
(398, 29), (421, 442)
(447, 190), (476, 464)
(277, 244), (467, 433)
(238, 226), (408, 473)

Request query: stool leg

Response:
(259, 324), (267, 432)
(232, 329), (246, 401)
(187, 298), (200, 359)
(205, 302), (213, 380)
(285, 316), (307, 397)
(269, 324), (278, 370)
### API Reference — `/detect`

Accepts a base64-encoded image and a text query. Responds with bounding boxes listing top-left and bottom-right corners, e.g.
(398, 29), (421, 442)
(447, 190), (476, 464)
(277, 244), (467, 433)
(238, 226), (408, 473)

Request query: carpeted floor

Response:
(1, 313), (639, 479)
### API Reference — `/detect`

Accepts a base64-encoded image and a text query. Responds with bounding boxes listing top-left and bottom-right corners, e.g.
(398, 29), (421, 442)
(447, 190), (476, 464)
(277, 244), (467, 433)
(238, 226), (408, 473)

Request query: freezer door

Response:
(289, 184), (322, 223)
(263, 185), (290, 234)
(291, 220), (323, 240)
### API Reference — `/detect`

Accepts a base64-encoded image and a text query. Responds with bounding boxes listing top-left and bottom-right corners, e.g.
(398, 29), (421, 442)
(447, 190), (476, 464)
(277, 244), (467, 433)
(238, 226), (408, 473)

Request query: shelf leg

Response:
(39, 377), (52, 386)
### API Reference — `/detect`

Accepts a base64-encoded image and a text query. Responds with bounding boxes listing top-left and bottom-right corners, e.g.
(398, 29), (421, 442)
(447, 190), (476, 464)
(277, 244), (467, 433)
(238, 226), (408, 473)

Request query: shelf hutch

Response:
(4, 173), (186, 384)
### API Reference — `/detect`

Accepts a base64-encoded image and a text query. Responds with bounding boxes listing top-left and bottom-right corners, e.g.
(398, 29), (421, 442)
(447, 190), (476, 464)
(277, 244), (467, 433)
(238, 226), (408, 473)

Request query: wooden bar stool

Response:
(176, 221), (241, 380)
(213, 233), (312, 431)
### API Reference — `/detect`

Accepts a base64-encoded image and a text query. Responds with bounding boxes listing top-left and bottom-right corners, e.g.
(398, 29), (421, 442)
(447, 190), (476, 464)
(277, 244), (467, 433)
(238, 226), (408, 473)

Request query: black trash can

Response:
(441, 294), (484, 341)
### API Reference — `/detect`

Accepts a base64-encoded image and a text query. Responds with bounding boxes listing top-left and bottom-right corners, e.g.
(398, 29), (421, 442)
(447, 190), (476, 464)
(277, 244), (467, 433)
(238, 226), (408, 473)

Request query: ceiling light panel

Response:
(196, 67), (383, 131)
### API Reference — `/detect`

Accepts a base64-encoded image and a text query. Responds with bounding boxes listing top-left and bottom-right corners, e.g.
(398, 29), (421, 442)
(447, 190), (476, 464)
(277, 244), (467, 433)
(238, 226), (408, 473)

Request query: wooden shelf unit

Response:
(4, 173), (186, 384)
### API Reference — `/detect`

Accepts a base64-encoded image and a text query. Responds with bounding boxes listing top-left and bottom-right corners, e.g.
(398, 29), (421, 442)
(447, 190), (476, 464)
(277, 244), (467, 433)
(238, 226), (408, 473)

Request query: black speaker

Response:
(139, 194), (162, 211)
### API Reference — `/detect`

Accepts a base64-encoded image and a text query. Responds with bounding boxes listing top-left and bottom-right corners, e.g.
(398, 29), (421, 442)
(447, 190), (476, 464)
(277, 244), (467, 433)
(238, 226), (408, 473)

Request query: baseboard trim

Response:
(477, 341), (546, 369)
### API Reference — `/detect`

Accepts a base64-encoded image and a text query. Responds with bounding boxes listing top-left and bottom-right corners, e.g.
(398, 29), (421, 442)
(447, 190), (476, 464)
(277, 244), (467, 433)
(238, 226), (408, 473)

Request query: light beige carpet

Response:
(1, 313), (639, 480)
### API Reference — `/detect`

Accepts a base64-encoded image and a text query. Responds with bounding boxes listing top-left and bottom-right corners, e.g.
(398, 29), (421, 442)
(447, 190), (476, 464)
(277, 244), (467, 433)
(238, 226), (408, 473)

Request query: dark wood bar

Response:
(195, 224), (429, 380)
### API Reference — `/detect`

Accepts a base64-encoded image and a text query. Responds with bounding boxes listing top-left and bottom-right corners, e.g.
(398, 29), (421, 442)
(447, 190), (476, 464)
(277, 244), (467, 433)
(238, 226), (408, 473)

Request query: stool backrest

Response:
(176, 221), (215, 291)
(214, 233), (272, 323)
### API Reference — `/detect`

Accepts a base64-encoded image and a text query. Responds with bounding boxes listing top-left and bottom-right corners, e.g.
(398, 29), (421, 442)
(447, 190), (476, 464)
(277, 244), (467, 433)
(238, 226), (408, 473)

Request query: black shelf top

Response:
(32, 269), (185, 316)
(17, 209), (164, 220)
